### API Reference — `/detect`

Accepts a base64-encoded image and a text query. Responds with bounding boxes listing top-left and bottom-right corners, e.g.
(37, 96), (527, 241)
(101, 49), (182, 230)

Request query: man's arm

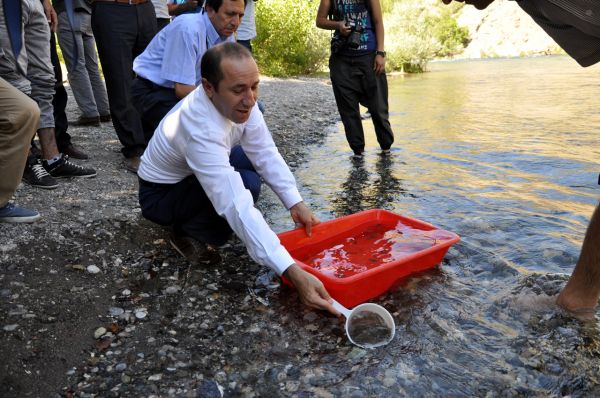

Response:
(315, 0), (351, 36)
(284, 263), (340, 316)
(168, 0), (198, 16)
(43, 0), (58, 32)
(174, 82), (196, 99)
(369, 0), (386, 75)
(556, 202), (600, 315)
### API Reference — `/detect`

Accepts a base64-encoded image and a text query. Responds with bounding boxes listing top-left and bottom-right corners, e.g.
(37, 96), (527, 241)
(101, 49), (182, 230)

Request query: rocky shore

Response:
(0, 77), (350, 397)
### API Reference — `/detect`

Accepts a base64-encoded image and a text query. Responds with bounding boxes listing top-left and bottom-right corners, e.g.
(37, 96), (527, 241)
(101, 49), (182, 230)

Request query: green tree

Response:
(385, 1), (468, 72)
(254, 0), (330, 76)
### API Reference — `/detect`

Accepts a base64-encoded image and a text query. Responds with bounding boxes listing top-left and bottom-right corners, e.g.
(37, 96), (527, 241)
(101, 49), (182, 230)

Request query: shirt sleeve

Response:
(240, 107), (304, 210)
(160, 25), (203, 86)
(180, 106), (296, 275)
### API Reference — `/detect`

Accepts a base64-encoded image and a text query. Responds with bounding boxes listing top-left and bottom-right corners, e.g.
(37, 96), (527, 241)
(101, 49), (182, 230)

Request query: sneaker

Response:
(0, 202), (40, 223)
(72, 115), (101, 126)
(61, 144), (89, 160)
(22, 158), (59, 189)
(169, 233), (222, 265)
(43, 154), (97, 178)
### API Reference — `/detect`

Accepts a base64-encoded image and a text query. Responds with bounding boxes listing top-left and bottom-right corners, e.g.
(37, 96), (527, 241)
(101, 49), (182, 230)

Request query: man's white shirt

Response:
(138, 87), (303, 275)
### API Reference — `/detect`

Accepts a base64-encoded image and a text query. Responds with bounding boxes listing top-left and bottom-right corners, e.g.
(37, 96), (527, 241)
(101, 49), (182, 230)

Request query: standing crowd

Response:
(0, 0), (598, 317)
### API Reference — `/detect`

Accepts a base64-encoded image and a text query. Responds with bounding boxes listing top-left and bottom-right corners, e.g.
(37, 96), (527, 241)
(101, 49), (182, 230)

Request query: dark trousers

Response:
(329, 52), (394, 155)
(131, 77), (179, 143)
(50, 33), (72, 151)
(139, 146), (261, 246)
(237, 39), (252, 53)
(91, 1), (157, 158)
(156, 18), (170, 32)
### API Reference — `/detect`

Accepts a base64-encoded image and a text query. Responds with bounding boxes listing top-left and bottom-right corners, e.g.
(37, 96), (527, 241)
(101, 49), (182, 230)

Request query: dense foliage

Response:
(253, 0), (469, 76)
(384, 1), (469, 72)
(254, 0), (330, 76)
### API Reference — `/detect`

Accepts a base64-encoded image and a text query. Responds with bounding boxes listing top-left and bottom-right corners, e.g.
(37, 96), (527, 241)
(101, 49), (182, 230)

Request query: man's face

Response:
(441, 0), (495, 10)
(207, 0), (245, 37)
(204, 56), (259, 124)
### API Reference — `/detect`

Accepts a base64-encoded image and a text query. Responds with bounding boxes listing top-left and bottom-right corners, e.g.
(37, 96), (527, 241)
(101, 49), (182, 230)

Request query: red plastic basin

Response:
(278, 209), (460, 308)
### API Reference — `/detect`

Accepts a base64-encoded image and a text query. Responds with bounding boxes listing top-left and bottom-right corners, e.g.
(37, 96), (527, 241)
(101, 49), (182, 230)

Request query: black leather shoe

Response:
(124, 156), (141, 174)
(169, 233), (222, 266)
(72, 115), (101, 126)
(62, 144), (89, 160)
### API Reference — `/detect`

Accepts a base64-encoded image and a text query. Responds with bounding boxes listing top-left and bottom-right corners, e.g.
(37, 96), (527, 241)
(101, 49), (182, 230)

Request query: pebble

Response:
(165, 286), (180, 295)
(109, 307), (124, 316)
(148, 373), (162, 381)
(3, 324), (18, 331)
(383, 377), (396, 387)
(94, 327), (107, 339)
(87, 265), (101, 274)
(135, 310), (148, 319)
(115, 363), (127, 372)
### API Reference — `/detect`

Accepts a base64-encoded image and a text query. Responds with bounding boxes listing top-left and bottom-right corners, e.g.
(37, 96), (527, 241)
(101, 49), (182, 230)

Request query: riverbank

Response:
(0, 77), (343, 397)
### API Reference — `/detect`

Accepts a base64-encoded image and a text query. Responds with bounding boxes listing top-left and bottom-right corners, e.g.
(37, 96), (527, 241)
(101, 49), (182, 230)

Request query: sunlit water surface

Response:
(265, 57), (600, 395)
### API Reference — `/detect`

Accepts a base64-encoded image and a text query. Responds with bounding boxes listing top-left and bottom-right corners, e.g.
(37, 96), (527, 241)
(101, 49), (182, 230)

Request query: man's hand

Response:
(184, 0), (199, 11)
(374, 54), (385, 75)
(42, 0), (58, 32)
(290, 201), (320, 236)
(338, 21), (351, 37)
(284, 264), (340, 316)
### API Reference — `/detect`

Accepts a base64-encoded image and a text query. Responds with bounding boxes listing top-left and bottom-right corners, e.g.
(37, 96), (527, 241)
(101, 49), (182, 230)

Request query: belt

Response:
(92, 0), (149, 5)
(138, 177), (173, 188)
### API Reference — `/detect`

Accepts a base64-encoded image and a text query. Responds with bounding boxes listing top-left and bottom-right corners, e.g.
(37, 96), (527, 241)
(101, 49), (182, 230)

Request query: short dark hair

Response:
(201, 42), (253, 91)
(205, 0), (248, 13)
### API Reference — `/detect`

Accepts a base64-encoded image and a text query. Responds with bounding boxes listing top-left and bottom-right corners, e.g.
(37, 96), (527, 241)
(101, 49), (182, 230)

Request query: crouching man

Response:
(138, 42), (339, 315)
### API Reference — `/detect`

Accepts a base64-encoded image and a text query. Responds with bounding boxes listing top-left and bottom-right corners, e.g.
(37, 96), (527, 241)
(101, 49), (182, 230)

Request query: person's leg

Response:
(229, 145), (261, 203)
(22, 0), (59, 159)
(131, 78), (179, 143)
(329, 54), (366, 155)
(57, 11), (100, 120)
(156, 17), (170, 32)
(0, 77), (39, 206)
(139, 147), (261, 245)
(133, 2), (158, 61)
(50, 33), (78, 155)
(360, 54), (394, 152)
(91, 2), (147, 159)
(237, 39), (252, 52)
(556, 202), (600, 314)
(80, 11), (110, 118)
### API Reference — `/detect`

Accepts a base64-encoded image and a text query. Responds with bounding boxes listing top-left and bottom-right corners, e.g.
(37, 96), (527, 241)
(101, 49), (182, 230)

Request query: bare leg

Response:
(556, 202), (600, 314)
(37, 127), (60, 160)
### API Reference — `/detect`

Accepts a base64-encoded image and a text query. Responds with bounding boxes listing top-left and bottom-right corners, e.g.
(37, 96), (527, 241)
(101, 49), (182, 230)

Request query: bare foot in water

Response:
(556, 288), (598, 321)
(555, 202), (600, 321)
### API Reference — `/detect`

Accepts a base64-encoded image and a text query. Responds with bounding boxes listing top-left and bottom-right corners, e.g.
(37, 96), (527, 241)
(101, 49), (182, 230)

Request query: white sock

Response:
(45, 154), (62, 166)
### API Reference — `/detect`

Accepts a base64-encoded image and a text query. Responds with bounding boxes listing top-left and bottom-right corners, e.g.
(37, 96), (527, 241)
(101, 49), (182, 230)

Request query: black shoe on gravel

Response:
(169, 233), (222, 266)
(22, 158), (59, 189)
(43, 155), (97, 178)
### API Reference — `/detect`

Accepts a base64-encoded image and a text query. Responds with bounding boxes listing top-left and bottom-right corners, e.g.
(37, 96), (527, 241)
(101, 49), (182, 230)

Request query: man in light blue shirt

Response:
(132, 0), (246, 143)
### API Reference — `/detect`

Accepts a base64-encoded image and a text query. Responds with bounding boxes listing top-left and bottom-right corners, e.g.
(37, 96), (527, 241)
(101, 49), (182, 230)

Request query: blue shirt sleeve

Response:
(160, 24), (205, 86)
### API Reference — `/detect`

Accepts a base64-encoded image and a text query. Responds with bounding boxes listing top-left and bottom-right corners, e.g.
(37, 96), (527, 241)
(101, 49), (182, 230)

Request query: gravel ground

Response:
(0, 77), (354, 397)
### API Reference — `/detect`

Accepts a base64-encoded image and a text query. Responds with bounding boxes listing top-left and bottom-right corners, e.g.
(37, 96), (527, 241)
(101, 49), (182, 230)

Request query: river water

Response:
(267, 57), (600, 396)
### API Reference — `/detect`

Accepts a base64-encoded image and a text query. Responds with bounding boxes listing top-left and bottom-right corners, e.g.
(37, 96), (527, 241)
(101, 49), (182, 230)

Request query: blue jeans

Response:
(139, 145), (261, 245)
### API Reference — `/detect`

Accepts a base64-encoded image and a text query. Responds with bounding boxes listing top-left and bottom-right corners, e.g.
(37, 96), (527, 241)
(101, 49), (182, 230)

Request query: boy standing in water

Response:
(441, 0), (600, 316)
(316, 0), (394, 159)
